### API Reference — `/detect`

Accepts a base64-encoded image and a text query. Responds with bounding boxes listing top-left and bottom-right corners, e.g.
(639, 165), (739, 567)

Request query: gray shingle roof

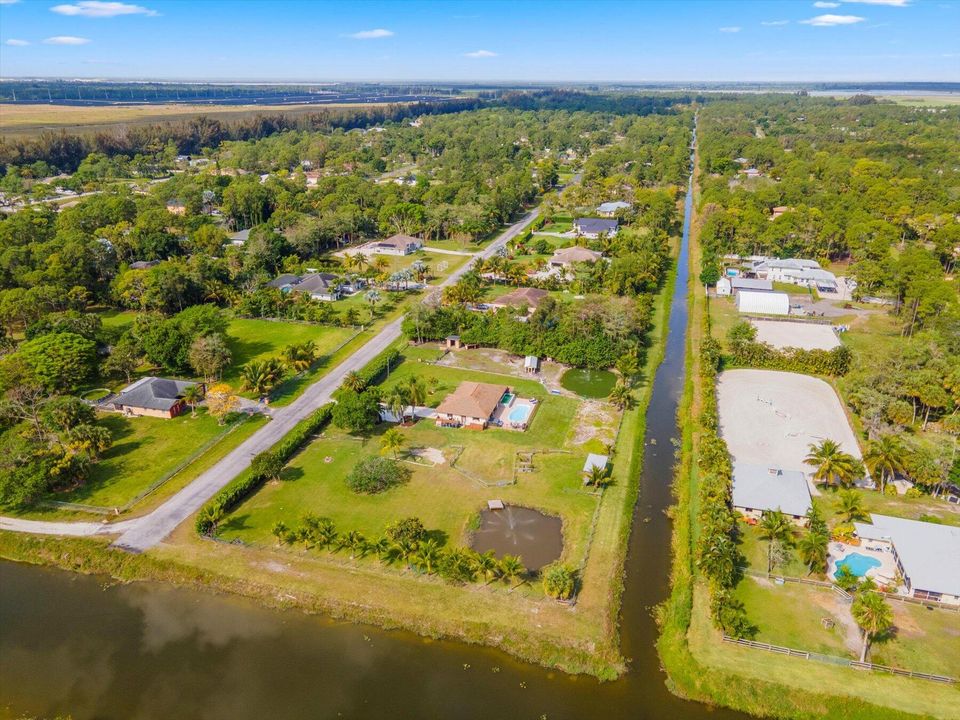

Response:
(574, 218), (619, 235)
(115, 377), (197, 412)
(732, 462), (812, 518)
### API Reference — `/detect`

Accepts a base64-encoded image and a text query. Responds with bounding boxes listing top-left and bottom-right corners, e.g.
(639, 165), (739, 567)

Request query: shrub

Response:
(904, 486), (923, 498)
(385, 516), (426, 544)
(542, 563), (577, 600)
(346, 456), (411, 494)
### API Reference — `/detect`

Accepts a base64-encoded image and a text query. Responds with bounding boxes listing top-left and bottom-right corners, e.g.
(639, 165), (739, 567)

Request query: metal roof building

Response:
(732, 463), (812, 521)
(736, 290), (790, 316)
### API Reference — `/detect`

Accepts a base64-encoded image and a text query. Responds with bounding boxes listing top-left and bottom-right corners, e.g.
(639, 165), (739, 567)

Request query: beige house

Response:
(548, 246), (603, 269)
(109, 377), (203, 419)
(488, 287), (549, 313)
(435, 381), (509, 429)
(368, 234), (423, 256)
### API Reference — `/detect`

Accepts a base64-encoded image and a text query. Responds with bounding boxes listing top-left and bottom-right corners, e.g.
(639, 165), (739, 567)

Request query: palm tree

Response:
(372, 256), (389, 274)
(608, 380), (633, 410)
(585, 464), (611, 488)
(758, 510), (793, 576)
(365, 289), (381, 321)
(240, 358), (285, 397)
(835, 489), (869, 524)
(384, 386), (408, 424)
(797, 529), (829, 575)
(182, 384), (203, 417)
(863, 434), (907, 493)
(498, 555), (526, 588)
(804, 439), (860, 488)
(414, 538), (442, 574)
(851, 591), (893, 663)
(380, 427), (404, 459)
(472, 550), (499, 584)
(282, 341), (316, 375)
(370, 536), (390, 560)
(341, 370), (367, 393)
(351, 252), (369, 272)
(345, 530), (367, 557)
(404, 376), (427, 418)
(390, 537), (418, 567)
(271, 521), (290, 546)
(411, 260), (428, 282)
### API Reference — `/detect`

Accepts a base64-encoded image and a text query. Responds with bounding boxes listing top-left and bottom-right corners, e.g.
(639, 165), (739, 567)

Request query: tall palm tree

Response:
(182, 384), (203, 417)
(385, 386), (408, 424)
(835, 489), (869, 524)
(472, 550), (499, 584)
(797, 529), (829, 575)
(608, 380), (633, 410)
(498, 555), (526, 588)
(240, 358), (285, 397)
(405, 376), (427, 418)
(282, 341), (316, 375)
(851, 591), (893, 663)
(380, 427), (404, 459)
(804, 439), (860, 488)
(341, 370), (367, 393)
(863, 434), (907, 493)
(365, 289), (381, 321)
(758, 510), (793, 576)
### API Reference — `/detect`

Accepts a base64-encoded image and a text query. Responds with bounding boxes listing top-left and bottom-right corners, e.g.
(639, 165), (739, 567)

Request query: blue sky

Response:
(0, 0), (957, 82)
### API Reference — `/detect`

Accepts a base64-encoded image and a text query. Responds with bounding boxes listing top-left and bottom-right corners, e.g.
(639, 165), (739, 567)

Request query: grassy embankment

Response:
(656, 157), (960, 719)
(0, 253), (676, 680)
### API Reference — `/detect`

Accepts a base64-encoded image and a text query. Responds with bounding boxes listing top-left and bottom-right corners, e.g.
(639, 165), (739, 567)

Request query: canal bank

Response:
(0, 115), (745, 720)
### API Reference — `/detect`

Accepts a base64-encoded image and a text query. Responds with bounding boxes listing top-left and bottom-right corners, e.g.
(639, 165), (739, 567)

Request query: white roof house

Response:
(596, 201), (632, 216)
(736, 291), (789, 316)
(732, 463), (812, 521)
(854, 514), (960, 603)
(583, 453), (609, 475)
(731, 278), (774, 293)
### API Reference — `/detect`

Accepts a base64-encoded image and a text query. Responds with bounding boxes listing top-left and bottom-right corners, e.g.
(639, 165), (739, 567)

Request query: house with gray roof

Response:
(854, 514), (960, 605)
(265, 272), (343, 301)
(573, 218), (619, 239)
(110, 377), (202, 419)
(732, 463), (812, 526)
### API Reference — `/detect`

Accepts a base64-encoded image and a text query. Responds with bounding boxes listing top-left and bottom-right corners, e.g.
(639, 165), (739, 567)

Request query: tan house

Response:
(368, 234), (423, 256)
(435, 381), (509, 429)
(488, 287), (549, 313)
(109, 377), (203, 419)
(549, 246), (603, 269)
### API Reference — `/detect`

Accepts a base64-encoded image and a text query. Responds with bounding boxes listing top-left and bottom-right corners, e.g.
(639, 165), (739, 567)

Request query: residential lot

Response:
(717, 368), (862, 471)
(750, 319), (841, 351)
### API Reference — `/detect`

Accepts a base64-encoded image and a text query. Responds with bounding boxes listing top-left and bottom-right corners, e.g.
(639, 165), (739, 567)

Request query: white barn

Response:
(736, 291), (789, 316)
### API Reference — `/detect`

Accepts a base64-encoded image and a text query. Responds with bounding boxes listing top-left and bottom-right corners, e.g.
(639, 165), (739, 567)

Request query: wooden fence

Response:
(721, 635), (957, 684)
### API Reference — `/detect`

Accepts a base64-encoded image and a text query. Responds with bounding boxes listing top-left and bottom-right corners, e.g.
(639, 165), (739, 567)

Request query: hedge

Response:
(728, 340), (852, 376)
(195, 403), (334, 534)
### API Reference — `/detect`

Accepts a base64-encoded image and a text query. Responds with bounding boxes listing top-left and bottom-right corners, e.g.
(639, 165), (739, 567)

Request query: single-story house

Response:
(573, 218), (619, 239)
(781, 268), (838, 293)
(488, 287), (549, 313)
(435, 381), (509, 429)
(549, 246), (604, 269)
(228, 229), (250, 246)
(752, 258), (821, 280)
(166, 199), (187, 216)
(717, 277), (774, 297)
(741, 167), (762, 179)
(736, 290), (790, 316)
(110, 377), (203, 419)
(854, 514), (960, 605)
(368, 234), (423, 256)
(596, 201), (632, 217)
(265, 273), (342, 301)
(129, 260), (159, 270)
(732, 463), (812, 526)
(582, 453), (609, 482)
(524, 355), (540, 374)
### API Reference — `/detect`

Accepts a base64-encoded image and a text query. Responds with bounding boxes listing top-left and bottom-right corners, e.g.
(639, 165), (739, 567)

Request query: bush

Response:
(331, 389), (380, 433)
(904, 486), (923, 498)
(883, 483), (898, 496)
(385, 517), (426, 544)
(542, 563), (577, 600)
(346, 456), (410, 494)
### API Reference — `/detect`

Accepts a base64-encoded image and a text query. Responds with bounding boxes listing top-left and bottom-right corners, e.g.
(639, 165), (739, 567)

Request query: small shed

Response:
(582, 453), (609, 481)
(716, 278), (732, 296)
(487, 499), (505, 510)
(736, 291), (789, 316)
(445, 335), (464, 350)
(524, 355), (540, 373)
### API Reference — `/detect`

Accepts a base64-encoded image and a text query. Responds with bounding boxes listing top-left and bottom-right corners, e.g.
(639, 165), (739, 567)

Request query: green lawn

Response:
(220, 356), (609, 582)
(57, 409), (236, 510)
(870, 601), (960, 678)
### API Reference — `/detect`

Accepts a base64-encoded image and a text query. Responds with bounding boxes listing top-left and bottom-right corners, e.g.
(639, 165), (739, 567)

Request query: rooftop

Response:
(375, 234), (422, 250)
(574, 218), (619, 234)
(732, 462), (812, 518)
(854, 514), (960, 598)
(491, 287), (549, 310)
(551, 246), (603, 265)
(435, 381), (508, 421)
(597, 201), (631, 213)
(730, 278), (774, 291)
(115, 376), (197, 412)
(583, 453), (609, 474)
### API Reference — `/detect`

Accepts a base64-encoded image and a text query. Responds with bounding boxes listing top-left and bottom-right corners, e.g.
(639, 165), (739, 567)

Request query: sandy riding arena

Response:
(717, 369), (861, 472)
(751, 320), (841, 351)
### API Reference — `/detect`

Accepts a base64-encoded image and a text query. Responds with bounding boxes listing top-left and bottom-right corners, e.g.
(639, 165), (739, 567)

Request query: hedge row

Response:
(729, 340), (852, 376)
(195, 403), (334, 534)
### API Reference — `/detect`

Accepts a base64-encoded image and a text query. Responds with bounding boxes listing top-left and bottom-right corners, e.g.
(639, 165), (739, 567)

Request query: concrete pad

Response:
(751, 320), (841, 351)
(717, 369), (862, 474)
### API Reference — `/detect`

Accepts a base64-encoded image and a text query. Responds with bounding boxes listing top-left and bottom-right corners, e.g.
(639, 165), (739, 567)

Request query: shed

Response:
(736, 291), (789, 316)
(582, 453), (609, 479)
(716, 278), (732, 296)
(524, 355), (540, 373)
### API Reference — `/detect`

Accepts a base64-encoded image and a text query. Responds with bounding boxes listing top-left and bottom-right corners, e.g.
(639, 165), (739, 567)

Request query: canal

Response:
(0, 117), (747, 720)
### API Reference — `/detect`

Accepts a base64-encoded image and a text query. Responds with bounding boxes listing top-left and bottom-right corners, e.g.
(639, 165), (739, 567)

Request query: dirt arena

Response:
(751, 320), (841, 351)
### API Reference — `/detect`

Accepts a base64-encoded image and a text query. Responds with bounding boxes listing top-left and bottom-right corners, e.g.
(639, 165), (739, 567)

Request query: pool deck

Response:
(828, 541), (900, 590)
(491, 396), (538, 431)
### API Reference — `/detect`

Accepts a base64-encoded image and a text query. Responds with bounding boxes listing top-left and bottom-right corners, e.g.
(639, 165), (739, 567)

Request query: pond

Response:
(559, 368), (617, 399)
(470, 505), (563, 571)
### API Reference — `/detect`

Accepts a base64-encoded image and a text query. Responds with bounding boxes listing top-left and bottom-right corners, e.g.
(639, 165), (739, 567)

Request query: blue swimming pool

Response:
(507, 405), (532, 423)
(834, 552), (881, 579)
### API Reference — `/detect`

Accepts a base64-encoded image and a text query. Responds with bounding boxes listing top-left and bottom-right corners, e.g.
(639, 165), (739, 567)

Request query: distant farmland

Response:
(0, 101), (411, 138)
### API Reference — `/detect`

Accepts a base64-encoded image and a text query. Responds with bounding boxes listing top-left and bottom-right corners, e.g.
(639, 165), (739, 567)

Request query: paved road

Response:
(0, 205), (549, 549)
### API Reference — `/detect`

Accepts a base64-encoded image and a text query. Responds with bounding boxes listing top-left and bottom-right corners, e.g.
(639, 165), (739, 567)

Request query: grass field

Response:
(0, 101), (408, 137)
(219, 353), (602, 580)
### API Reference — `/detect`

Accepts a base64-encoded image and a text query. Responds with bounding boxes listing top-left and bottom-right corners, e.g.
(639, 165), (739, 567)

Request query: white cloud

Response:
(813, 2), (840, 7)
(464, 49), (497, 58)
(51, 1), (157, 16)
(346, 28), (394, 39)
(43, 35), (91, 44)
(719, 26), (741, 32)
(5, 38), (29, 45)
(800, 14), (866, 25)
(761, 20), (790, 26)
(844, 0), (910, 5)
(0, 0), (22, 5)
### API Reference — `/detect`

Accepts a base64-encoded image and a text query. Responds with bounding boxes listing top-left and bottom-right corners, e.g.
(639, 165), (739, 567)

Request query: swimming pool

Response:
(500, 392), (515, 405)
(834, 552), (881, 579)
(507, 405), (532, 423)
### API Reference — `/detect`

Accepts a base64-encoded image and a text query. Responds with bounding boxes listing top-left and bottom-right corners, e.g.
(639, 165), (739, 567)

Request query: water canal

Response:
(0, 116), (749, 720)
